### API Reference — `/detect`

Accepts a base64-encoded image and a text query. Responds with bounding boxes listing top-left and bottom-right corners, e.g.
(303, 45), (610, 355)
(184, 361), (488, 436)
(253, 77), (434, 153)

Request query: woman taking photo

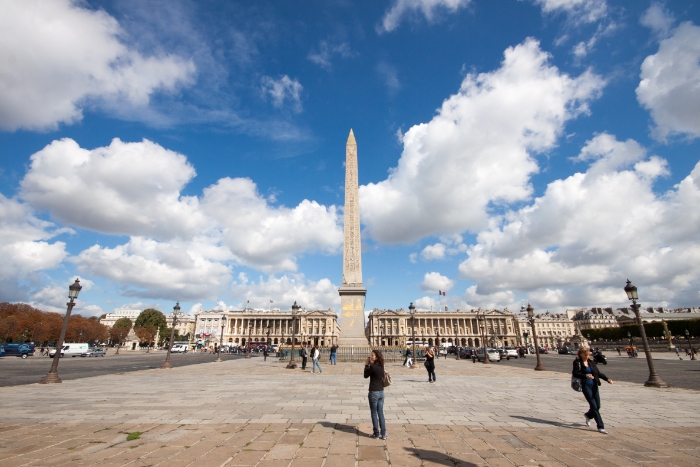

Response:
(572, 347), (613, 434)
(363, 350), (387, 439)
(425, 347), (436, 383)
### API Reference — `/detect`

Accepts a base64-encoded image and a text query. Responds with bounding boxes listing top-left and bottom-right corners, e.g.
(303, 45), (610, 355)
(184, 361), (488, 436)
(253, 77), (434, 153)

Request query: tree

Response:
(110, 317), (133, 355)
(134, 309), (167, 337)
(134, 325), (158, 352)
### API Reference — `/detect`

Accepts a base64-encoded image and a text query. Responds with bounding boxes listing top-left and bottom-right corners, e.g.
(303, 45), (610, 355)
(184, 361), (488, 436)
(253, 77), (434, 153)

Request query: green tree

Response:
(134, 309), (167, 337)
(110, 317), (133, 355)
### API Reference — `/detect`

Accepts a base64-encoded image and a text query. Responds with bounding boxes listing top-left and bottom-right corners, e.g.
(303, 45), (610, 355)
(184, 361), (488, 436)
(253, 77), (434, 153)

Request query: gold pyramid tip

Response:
(347, 129), (356, 145)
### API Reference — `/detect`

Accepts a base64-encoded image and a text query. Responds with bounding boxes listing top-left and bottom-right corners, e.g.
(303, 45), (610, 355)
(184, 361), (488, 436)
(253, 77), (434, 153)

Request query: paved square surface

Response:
(1, 358), (699, 466)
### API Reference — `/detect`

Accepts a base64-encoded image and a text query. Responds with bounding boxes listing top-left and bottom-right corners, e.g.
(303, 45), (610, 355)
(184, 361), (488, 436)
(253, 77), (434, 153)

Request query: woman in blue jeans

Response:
(363, 349), (387, 439)
(572, 347), (614, 434)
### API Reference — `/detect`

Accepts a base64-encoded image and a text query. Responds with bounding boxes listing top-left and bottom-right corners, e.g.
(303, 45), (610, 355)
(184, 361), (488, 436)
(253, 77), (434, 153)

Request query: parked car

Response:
(1, 343), (36, 358)
(475, 347), (500, 362)
(49, 343), (89, 357)
(459, 348), (474, 359)
(171, 344), (188, 353)
(501, 347), (519, 359)
(558, 347), (575, 355)
(81, 348), (106, 357)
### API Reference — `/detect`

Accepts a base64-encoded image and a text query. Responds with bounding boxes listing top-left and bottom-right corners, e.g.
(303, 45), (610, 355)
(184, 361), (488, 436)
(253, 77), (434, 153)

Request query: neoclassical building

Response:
(513, 313), (576, 349)
(193, 308), (341, 348)
(365, 308), (518, 348)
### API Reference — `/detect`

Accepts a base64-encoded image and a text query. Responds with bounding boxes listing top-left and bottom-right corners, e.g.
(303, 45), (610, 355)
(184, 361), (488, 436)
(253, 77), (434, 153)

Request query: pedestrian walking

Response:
(405, 347), (413, 367)
(364, 349), (387, 440)
(330, 344), (338, 365)
(312, 345), (322, 373)
(425, 347), (436, 383)
(616, 347), (621, 356)
(263, 347), (268, 361)
(572, 347), (613, 434)
(301, 343), (308, 370)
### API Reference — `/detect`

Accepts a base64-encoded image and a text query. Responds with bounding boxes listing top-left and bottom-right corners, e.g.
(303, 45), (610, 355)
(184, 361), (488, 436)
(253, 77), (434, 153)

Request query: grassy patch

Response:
(126, 432), (141, 441)
(67, 447), (76, 450)
(89, 441), (106, 444)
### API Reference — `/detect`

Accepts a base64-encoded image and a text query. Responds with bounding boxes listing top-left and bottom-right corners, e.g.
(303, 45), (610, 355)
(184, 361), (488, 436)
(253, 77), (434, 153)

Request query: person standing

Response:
(572, 347), (613, 434)
(263, 346), (268, 361)
(364, 350), (387, 440)
(312, 345), (322, 373)
(301, 343), (308, 370)
(330, 344), (338, 365)
(425, 347), (436, 383)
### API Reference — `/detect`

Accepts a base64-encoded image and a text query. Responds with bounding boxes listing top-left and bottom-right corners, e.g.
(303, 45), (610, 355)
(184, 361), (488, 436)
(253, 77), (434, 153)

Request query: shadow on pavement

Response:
(510, 415), (582, 428)
(318, 421), (358, 435)
(404, 447), (478, 466)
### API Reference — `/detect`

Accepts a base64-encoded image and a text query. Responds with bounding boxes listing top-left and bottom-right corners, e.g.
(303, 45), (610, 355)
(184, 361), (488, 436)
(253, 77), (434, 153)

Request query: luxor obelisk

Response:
(338, 129), (368, 346)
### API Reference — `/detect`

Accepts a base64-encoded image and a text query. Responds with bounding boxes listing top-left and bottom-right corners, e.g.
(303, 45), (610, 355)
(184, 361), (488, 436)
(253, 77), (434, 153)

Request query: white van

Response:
(171, 344), (188, 353)
(49, 343), (89, 357)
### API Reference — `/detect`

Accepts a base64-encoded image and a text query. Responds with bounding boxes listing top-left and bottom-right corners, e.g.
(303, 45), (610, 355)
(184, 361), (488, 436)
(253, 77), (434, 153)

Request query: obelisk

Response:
(338, 129), (368, 346)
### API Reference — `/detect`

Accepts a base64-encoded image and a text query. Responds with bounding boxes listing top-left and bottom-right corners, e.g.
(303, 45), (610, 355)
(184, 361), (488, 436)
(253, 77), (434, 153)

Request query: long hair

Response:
(372, 349), (385, 366)
(578, 347), (590, 360)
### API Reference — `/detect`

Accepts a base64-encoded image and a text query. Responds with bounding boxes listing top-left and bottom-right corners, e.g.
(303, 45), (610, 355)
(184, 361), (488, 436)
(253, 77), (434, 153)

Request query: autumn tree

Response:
(134, 325), (158, 352)
(110, 318), (133, 355)
(134, 309), (167, 338)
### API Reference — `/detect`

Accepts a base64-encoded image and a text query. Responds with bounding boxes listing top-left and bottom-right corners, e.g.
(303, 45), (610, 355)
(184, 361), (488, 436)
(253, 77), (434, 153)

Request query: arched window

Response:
(474, 338), (480, 347)
(274, 338), (278, 344)
(428, 338), (433, 346)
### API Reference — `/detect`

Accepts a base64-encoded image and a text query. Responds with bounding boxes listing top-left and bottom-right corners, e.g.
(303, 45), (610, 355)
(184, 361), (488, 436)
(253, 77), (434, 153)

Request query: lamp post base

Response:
(644, 374), (668, 388)
(286, 361), (297, 369)
(534, 364), (546, 371)
(161, 360), (172, 369)
(215, 357), (222, 362)
(39, 371), (62, 384)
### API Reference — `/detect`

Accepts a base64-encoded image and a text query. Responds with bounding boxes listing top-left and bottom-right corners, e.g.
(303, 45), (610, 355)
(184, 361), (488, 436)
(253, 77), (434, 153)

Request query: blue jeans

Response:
(312, 358), (322, 373)
(368, 391), (386, 437)
(330, 353), (336, 364)
(582, 384), (604, 429)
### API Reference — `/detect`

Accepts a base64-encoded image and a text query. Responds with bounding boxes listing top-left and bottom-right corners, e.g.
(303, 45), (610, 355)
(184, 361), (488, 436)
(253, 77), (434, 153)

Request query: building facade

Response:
(570, 308), (621, 331)
(365, 308), (518, 348)
(167, 312), (195, 339)
(193, 308), (341, 348)
(99, 309), (142, 350)
(513, 313), (576, 349)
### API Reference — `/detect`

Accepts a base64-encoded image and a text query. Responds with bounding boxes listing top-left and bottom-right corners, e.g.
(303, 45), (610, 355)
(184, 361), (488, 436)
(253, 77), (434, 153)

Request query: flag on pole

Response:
(438, 290), (446, 296)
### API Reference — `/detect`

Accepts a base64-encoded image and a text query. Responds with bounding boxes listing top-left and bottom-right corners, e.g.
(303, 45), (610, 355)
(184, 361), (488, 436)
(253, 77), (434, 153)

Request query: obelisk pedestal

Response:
(338, 129), (369, 347)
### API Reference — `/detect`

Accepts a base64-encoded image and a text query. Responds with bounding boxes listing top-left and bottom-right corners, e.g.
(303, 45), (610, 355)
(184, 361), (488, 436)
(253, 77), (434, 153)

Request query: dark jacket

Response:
(425, 352), (435, 369)
(572, 357), (609, 387)
(364, 363), (385, 392)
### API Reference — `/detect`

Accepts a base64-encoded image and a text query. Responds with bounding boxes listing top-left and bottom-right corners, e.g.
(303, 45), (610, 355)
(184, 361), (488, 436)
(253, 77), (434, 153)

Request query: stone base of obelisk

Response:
(338, 285), (367, 349)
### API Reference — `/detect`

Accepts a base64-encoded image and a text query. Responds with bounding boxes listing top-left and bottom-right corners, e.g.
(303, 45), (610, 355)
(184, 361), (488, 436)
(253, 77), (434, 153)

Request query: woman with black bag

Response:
(425, 347), (436, 383)
(572, 347), (613, 434)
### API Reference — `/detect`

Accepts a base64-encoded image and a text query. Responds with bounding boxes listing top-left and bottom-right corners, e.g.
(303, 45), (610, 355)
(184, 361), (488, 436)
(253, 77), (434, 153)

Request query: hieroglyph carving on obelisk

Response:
(343, 129), (362, 287)
(338, 129), (368, 346)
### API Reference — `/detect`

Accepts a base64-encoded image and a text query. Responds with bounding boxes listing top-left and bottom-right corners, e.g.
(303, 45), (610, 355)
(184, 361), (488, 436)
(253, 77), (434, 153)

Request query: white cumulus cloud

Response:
(360, 38), (604, 244)
(637, 21), (700, 140)
(420, 272), (454, 293)
(261, 75), (303, 113)
(378, 0), (471, 33)
(534, 0), (608, 24)
(231, 274), (340, 311)
(0, 0), (195, 131)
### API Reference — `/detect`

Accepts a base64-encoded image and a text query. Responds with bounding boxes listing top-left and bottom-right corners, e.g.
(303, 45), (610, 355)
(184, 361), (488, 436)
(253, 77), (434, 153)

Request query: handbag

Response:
(382, 371), (392, 387)
(571, 376), (582, 392)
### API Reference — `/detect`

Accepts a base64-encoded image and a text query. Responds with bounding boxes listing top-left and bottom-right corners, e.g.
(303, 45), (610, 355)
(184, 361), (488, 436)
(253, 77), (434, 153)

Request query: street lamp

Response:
(624, 279), (667, 387)
(527, 304), (545, 371)
(286, 301), (299, 369)
(662, 320), (675, 350)
(409, 302), (417, 370)
(39, 279), (82, 384)
(216, 315), (226, 362)
(455, 325), (460, 360)
(161, 302), (181, 369)
(685, 330), (696, 361)
(478, 310), (490, 364)
(246, 320), (253, 359)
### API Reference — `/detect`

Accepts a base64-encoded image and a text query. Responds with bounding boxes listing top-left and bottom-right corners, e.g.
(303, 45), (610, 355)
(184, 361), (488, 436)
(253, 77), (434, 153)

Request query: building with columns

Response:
(365, 308), (518, 348)
(193, 308), (341, 348)
(513, 313), (576, 349)
(166, 312), (195, 339)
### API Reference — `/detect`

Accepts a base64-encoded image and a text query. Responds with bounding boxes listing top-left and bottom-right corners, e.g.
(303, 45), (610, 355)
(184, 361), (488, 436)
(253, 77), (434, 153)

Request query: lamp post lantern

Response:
(40, 279), (82, 384)
(216, 315), (226, 362)
(624, 279), (668, 387)
(161, 302), (182, 369)
(409, 302), (417, 369)
(478, 310), (490, 364)
(286, 301), (299, 369)
(686, 330), (696, 361)
(527, 304), (546, 371)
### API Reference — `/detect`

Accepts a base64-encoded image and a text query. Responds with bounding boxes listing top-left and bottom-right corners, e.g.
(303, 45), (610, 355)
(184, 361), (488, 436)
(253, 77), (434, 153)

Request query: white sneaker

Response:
(584, 416), (591, 427)
(598, 429), (608, 434)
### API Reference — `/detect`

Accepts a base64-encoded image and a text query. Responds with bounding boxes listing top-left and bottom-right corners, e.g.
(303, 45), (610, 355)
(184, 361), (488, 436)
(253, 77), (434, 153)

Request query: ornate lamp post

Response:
(685, 330), (696, 360)
(266, 325), (271, 346)
(662, 320), (675, 350)
(527, 304), (546, 371)
(216, 315), (226, 362)
(245, 320), (253, 359)
(624, 280), (668, 387)
(478, 310), (490, 364)
(409, 302), (417, 370)
(40, 279), (82, 384)
(286, 301), (299, 369)
(455, 325), (460, 360)
(161, 302), (181, 369)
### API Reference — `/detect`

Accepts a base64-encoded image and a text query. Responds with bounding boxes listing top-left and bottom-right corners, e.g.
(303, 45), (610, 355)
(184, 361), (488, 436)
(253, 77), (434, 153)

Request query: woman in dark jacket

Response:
(363, 350), (387, 439)
(425, 347), (436, 383)
(572, 347), (614, 434)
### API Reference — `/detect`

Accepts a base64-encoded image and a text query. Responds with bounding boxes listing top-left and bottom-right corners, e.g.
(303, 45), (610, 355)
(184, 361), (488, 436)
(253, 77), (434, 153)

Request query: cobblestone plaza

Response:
(1, 358), (699, 466)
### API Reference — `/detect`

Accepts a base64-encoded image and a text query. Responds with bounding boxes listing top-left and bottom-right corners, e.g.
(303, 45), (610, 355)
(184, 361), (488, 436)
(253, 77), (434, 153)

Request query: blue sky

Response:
(1, 0), (700, 317)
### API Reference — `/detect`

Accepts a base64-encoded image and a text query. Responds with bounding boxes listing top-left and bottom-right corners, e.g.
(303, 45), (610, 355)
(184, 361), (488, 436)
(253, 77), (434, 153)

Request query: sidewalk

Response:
(1, 358), (699, 466)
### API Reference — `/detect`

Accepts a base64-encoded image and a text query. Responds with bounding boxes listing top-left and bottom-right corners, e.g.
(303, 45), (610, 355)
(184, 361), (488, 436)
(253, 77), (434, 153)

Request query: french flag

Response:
(438, 290), (446, 296)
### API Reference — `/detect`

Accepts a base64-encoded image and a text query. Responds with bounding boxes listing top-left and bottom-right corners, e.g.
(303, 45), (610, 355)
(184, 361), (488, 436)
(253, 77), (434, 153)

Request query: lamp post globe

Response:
(409, 302), (417, 370)
(40, 279), (82, 384)
(623, 280), (667, 387)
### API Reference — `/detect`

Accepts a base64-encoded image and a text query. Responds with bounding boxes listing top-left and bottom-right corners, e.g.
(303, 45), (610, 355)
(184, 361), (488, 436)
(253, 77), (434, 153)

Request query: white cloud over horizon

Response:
(378, 0), (471, 33)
